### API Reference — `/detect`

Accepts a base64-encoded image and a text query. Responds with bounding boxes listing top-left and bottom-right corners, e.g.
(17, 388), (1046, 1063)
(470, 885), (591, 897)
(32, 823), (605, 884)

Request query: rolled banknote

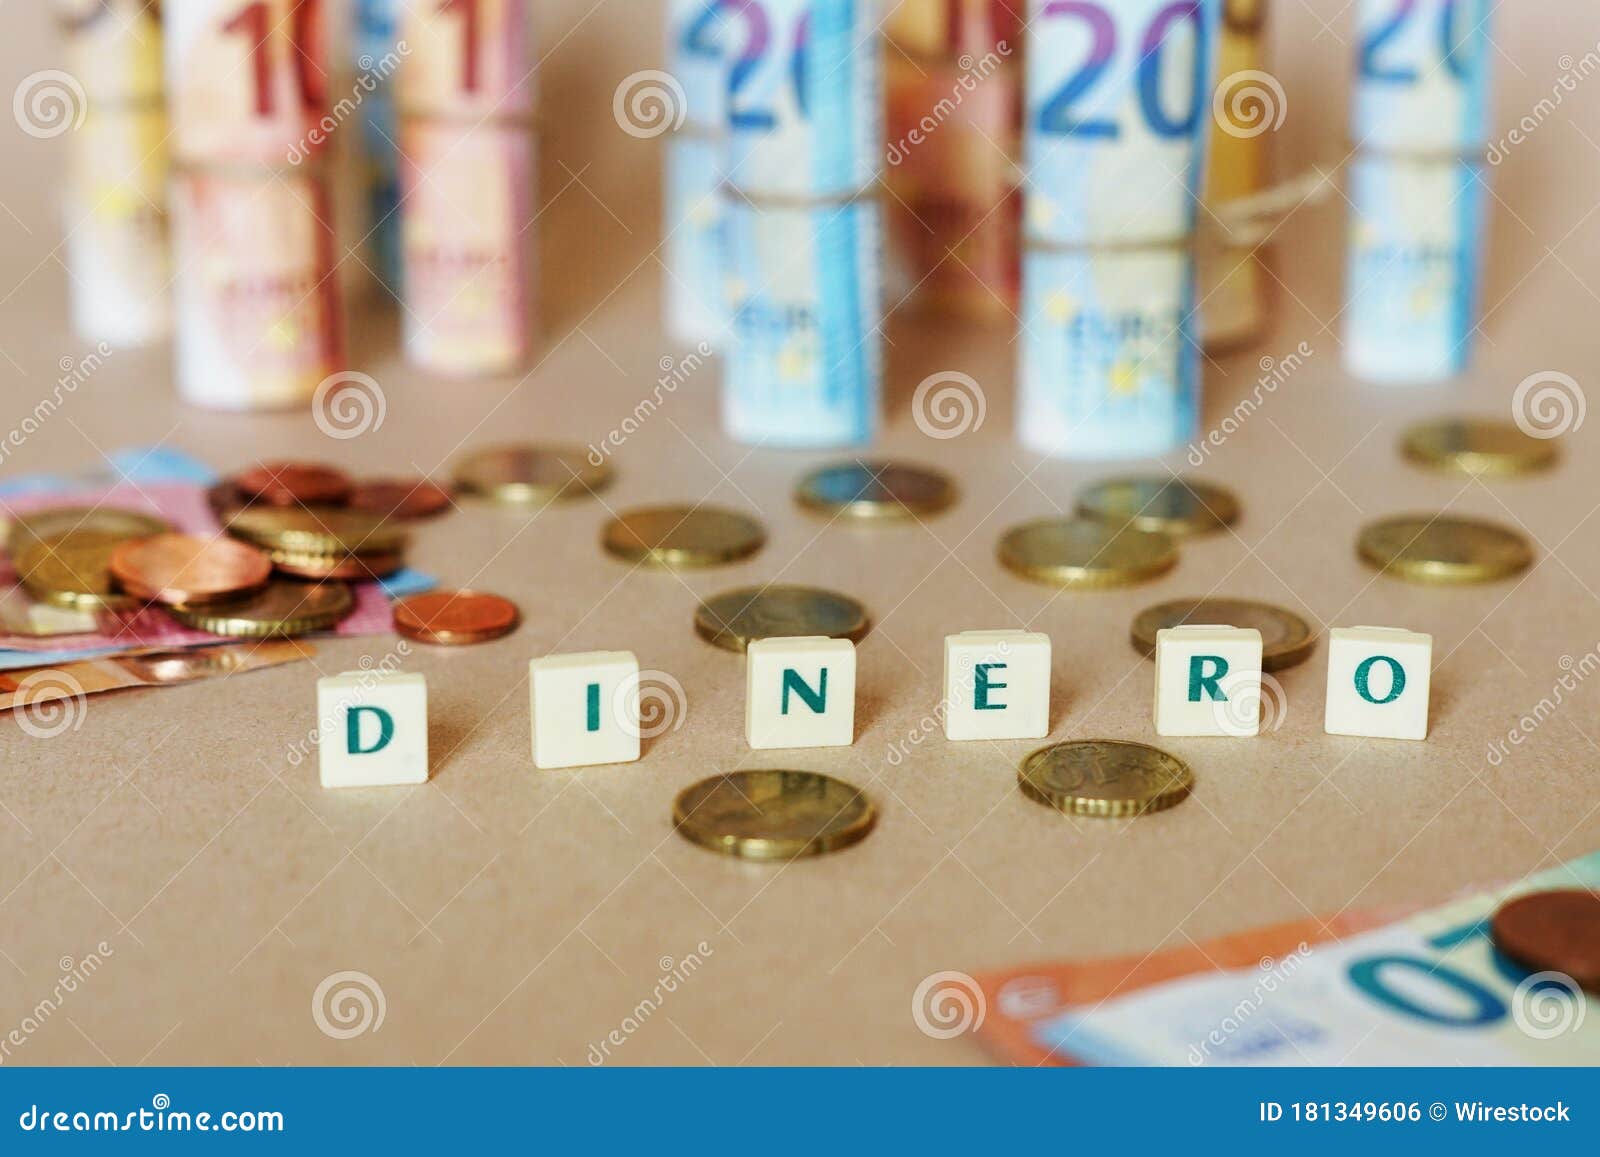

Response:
(976, 851), (1600, 1066)
(664, 132), (726, 347)
(722, 193), (882, 447)
(1345, 154), (1486, 383)
(398, 118), (536, 375)
(1199, 0), (1271, 351)
(170, 166), (343, 409)
(722, 0), (882, 200)
(669, 0), (728, 132)
(1017, 241), (1199, 458)
(1352, 0), (1491, 154)
(354, 0), (405, 291)
(398, 0), (536, 120)
(884, 47), (1021, 315)
(166, 0), (330, 168)
(1019, 0), (1218, 458)
(54, 1), (170, 347)
(885, 0), (1023, 60)
(64, 104), (172, 347)
(1345, 0), (1491, 383)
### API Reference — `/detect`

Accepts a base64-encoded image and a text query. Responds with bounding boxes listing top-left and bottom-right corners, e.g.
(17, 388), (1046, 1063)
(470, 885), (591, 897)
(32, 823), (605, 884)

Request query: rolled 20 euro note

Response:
(165, 0), (342, 409)
(662, 0), (729, 346)
(1017, 0), (1219, 459)
(1344, 0), (1492, 384)
(722, 194), (883, 448)
(55, 0), (171, 347)
(397, 0), (537, 376)
(720, 0), (884, 448)
(975, 850), (1600, 1066)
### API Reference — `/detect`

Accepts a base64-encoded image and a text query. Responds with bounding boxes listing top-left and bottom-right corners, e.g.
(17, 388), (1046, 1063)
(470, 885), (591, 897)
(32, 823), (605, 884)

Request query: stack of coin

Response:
(1019, 741), (1195, 819)
(9, 506), (172, 611)
(884, 0), (1023, 315)
(453, 444), (612, 507)
(673, 770), (877, 860)
(167, 578), (357, 638)
(211, 459), (455, 580)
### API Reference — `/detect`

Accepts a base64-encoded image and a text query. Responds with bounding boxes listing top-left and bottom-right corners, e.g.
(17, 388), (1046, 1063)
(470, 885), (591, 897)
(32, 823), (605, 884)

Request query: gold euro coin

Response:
(16, 530), (141, 612)
(694, 585), (870, 652)
(603, 506), (766, 568)
(225, 505), (409, 556)
(167, 579), (355, 638)
(795, 460), (956, 521)
(998, 517), (1177, 588)
(1019, 741), (1194, 818)
(1357, 514), (1533, 585)
(1401, 418), (1559, 478)
(1132, 598), (1317, 672)
(1075, 475), (1240, 537)
(454, 443), (613, 505)
(672, 770), (877, 861)
(6, 506), (170, 556)
(268, 548), (405, 581)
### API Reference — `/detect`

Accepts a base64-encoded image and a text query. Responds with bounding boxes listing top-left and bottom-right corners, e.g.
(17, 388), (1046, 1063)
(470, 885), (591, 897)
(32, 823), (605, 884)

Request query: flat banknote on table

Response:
(975, 851), (1600, 1065)
(56, 0), (171, 346)
(1345, 0), (1492, 383)
(722, 195), (883, 448)
(1018, 0), (1218, 459)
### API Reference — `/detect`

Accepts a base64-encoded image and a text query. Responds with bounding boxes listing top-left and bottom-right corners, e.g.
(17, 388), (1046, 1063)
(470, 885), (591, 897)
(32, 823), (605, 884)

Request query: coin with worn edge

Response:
(1132, 598), (1317, 672)
(1401, 418), (1560, 478)
(16, 531), (141, 611)
(1019, 740), (1195, 818)
(393, 591), (521, 646)
(998, 517), (1177, 588)
(167, 580), (355, 638)
(694, 585), (871, 652)
(795, 461), (957, 521)
(237, 462), (354, 507)
(1357, 514), (1533, 585)
(1076, 476), (1240, 537)
(672, 770), (877, 861)
(1491, 890), (1600, 994)
(603, 506), (766, 568)
(454, 444), (612, 505)
(109, 533), (273, 605)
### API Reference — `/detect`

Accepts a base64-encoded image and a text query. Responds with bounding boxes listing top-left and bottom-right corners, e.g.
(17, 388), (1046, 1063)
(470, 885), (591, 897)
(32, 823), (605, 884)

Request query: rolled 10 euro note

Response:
(721, 0), (883, 199)
(397, 0), (537, 376)
(165, 0), (342, 409)
(721, 193), (883, 448)
(1344, 0), (1492, 384)
(55, 0), (171, 347)
(1018, 0), (1219, 460)
(353, 0), (405, 293)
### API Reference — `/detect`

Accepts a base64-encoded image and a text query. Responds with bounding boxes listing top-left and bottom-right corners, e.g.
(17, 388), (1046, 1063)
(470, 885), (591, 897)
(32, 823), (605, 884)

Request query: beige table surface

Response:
(1, 1), (1598, 1066)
